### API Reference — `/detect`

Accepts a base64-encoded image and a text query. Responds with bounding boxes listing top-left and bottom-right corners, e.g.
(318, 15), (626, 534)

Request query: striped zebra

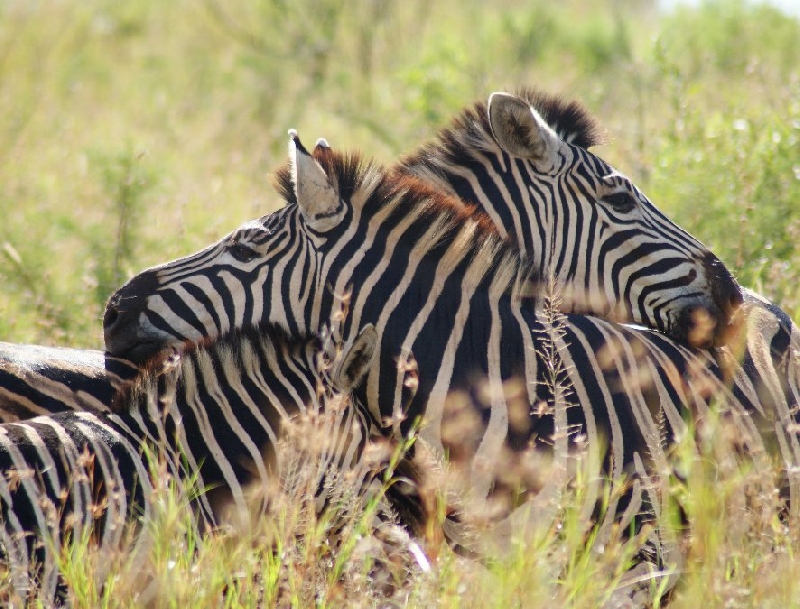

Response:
(101, 132), (795, 602)
(3, 91), (796, 436)
(398, 89), (743, 349)
(394, 88), (800, 448)
(0, 322), (383, 603)
(0, 342), (137, 421)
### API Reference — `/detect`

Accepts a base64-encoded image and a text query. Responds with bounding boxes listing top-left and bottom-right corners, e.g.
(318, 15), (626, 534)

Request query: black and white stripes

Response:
(100, 127), (795, 600)
(0, 323), (378, 601)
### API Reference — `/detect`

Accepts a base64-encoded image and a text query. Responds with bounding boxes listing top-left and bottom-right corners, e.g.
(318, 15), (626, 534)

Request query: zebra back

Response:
(0, 342), (136, 422)
(0, 323), (380, 602)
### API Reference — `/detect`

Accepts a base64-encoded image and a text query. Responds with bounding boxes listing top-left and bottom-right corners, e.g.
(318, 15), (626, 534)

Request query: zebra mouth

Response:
(106, 338), (165, 366)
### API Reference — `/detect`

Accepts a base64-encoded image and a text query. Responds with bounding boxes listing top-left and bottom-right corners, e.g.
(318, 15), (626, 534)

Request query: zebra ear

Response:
(334, 324), (378, 389)
(487, 92), (562, 167)
(288, 129), (345, 232)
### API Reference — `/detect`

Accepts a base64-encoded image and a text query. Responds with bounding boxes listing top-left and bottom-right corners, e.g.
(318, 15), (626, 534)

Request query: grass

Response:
(8, 397), (798, 607)
(1, 0), (799, 606)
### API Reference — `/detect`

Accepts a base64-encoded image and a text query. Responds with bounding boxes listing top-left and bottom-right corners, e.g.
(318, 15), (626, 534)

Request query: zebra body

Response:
(0, 323), (378, 602)
(0, 342), (137, 421)
(101, 132), (795, 599)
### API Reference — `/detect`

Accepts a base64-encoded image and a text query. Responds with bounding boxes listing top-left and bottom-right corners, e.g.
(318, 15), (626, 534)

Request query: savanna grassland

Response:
(1, 0), (800, 606)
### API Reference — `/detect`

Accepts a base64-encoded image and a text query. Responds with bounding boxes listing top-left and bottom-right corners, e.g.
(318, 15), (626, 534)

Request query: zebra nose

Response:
(703, 254), (744, 346)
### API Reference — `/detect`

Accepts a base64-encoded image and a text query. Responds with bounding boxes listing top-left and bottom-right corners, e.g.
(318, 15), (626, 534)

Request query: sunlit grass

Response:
(1, 0), (798, 344)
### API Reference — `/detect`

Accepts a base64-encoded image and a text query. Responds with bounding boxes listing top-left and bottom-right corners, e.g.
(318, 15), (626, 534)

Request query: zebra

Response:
(3, 90), (796, 436)
(0, 342), (137, 422)
(396, 89), (743, 349)
(101, 131), (795, 602)
(393, 88), (800, 453)
(0, 321), (384, 603)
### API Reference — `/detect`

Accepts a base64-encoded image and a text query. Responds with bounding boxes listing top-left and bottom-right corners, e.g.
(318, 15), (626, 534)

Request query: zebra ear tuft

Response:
(334, 324), (378, 389)
(488, 92), (562, 166)
(288, 131), (344, 231)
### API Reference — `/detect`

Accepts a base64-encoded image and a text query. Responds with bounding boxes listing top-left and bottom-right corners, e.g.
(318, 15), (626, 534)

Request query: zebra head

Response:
(399, 89), (743, 347)
(103, 134), (376, 364)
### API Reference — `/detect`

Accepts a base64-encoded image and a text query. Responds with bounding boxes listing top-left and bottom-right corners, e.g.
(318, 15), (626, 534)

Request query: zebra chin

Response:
(103, 323), (175, 365)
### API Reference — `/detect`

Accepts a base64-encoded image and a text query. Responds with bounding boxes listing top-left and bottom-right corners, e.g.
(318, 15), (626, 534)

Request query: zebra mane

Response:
(513, 87), (606, 149)
(273, 145), (538, 298)
(400, 87), (606, 172)
(111, 322), (319, 414)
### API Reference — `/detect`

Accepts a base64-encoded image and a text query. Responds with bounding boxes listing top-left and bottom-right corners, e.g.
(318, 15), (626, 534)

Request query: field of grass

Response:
(1, 0), (799, 606)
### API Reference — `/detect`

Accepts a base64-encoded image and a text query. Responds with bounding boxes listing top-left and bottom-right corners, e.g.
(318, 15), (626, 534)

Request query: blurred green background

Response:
(1, 0), (798, 348)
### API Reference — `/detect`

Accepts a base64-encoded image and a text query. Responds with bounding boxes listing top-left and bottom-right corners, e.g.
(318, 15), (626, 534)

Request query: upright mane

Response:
(272, 143), (539, 297)
(401, 87), (606, 168)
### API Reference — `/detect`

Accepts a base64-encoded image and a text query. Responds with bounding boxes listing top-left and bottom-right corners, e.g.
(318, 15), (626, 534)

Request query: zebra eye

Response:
(603, 191), (637, 213)
(229, 243), (258, 263)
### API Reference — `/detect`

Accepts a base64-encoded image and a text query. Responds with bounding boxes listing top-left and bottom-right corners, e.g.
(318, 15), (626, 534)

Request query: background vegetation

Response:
(1, 0), (799, 606)
(0, 0), (797, 347)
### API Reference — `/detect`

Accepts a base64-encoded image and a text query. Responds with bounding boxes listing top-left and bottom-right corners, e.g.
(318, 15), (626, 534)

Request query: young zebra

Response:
(0, 322), (383, 603)
(101, 131), (793, 603)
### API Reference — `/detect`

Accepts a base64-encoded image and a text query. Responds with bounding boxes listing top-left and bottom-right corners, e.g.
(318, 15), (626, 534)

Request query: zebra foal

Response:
(0, 322), (383, 603)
